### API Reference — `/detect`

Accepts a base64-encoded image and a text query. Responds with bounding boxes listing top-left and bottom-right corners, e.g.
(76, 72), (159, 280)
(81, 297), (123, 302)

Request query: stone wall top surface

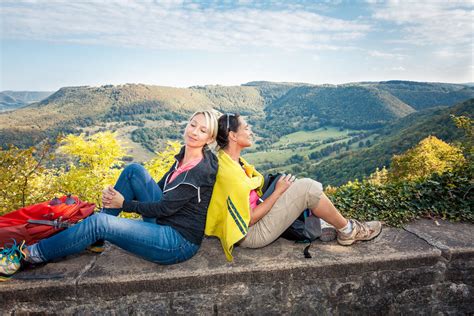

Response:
(1, 219), (472, 301)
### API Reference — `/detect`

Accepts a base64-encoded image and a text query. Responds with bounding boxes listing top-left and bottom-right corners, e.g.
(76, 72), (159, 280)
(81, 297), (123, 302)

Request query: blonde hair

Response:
(189, 110), (218, 142)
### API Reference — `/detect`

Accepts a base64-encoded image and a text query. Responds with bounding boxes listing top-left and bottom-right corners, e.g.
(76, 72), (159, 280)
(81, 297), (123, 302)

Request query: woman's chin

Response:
(185, 141), (204, 149)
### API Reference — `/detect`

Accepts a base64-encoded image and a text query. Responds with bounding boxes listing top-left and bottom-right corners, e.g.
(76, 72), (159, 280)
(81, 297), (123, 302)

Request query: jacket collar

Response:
(165, 146), (217, 189)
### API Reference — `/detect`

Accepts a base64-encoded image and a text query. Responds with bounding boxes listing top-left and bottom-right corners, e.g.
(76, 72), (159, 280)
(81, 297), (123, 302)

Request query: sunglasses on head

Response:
(226, 113), (235, 131)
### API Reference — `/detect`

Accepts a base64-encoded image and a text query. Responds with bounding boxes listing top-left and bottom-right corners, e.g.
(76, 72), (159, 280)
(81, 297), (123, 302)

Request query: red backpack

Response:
(0, 195), (96, 247)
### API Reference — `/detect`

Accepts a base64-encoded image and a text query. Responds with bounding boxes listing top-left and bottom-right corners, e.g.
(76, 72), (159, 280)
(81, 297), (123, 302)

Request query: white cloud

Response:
(433, 42), (474, 59)
(368, 50), (406, 60)
(390, 66), (406, 71)
(0, 1), (371, 52)
(370, 1), (474, 46)
(434, 50), (468, 59)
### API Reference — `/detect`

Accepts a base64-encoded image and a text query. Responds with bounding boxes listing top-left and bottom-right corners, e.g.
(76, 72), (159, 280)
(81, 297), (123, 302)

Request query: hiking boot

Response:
(87, 240), (105, 253)
(337, 219), (382, 246)
(319, 220), (337, 242)
(0, 240), (26, 281)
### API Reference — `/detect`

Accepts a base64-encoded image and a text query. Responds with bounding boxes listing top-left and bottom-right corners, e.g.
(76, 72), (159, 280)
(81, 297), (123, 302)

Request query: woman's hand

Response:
(102, 186), (125, 209)
(274, 174), (296, 196)
(249, 173), (296, 226)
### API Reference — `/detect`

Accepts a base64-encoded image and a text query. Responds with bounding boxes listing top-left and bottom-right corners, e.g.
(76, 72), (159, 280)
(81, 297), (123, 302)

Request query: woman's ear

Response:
(228, 131), (237, 142)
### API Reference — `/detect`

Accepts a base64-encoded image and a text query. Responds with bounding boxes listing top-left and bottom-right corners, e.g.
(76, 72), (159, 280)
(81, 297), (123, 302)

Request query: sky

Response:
(1, 0), (473, 91)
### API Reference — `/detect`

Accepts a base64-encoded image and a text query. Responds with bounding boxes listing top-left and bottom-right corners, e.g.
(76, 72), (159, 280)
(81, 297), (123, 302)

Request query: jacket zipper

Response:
(163, 160), (202, 203)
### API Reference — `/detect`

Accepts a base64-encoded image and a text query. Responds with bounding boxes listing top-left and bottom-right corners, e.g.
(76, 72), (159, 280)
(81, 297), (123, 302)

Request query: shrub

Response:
(389, 135), (465, 182)
(328, 165), (473, 226)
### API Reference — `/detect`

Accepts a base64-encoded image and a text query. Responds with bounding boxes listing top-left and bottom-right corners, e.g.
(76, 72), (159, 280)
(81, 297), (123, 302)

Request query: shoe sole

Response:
(87, 246), (105, 253)
(320, 227), (337, 242)
(0, 274), (12, 282)
(337, 225), (382, 246)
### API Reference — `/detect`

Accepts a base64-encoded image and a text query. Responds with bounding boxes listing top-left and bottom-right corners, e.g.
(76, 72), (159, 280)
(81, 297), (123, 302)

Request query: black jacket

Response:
(122, 147), (218, 245)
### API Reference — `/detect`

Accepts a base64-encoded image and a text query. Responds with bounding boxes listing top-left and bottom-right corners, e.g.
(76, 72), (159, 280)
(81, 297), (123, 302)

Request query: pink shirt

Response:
(240, 160), (260, 210)
(249, 189), (259, 210)
(168, 158), (202, 183)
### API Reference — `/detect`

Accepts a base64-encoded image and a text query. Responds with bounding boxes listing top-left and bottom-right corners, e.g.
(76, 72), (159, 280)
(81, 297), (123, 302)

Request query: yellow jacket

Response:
(205, 150), (264, 261)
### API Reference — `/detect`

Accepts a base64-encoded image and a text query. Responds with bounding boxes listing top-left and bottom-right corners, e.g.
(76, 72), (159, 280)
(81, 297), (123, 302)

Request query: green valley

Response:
(0, 81), (472, 183)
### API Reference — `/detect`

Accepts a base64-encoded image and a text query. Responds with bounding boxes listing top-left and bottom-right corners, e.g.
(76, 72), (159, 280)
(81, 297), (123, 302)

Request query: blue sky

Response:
(1, 0), (473, 91)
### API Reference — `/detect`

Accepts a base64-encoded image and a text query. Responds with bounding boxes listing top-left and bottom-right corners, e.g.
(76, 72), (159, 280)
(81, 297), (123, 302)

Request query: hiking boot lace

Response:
(351, 219), (371, 238)
(1, 239), (26, 265)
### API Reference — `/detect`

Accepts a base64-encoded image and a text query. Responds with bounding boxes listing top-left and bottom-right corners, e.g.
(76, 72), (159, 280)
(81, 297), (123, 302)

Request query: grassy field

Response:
(273, 127), (351, 146)
(243, 126), (362, 165)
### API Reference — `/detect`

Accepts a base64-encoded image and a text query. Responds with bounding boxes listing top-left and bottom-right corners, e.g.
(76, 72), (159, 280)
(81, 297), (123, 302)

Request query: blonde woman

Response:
(1, 111), (218, 280)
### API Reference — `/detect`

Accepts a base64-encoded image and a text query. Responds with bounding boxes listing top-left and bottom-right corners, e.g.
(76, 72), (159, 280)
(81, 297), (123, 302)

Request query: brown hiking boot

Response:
(337, 219), (382, 246)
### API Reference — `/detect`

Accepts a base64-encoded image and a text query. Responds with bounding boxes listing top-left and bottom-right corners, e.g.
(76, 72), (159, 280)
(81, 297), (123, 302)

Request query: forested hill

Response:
(310, 98), (474, 186)
(365, 81), (474, 110)
(242, 81), (310, 106)
(0, 90), (53, 112)
(0, 81), (473, 151)
(261, 84), (415, 134)
(0, 93), (23, 111)
(0, 84), (265, 148)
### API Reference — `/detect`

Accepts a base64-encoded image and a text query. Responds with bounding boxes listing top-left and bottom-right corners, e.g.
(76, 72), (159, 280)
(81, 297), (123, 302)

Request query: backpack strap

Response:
(27, 219), (72, 229)
(303, 243), (312, 258)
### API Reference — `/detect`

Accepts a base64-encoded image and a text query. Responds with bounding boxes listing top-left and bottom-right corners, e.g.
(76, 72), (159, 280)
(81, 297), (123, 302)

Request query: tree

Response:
(0, 144), (56, 214)
(451, 115), (473, 164)
(367, 167), (389, 185)
(55, 132), (127, 208)
(389, 135), (465, 182)
(144, 141), (181, 180)
(0, 132), (181, 216)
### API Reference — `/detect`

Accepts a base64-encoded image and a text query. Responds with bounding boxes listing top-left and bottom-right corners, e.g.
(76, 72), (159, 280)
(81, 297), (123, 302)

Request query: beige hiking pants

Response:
(238, 178), (323, 248)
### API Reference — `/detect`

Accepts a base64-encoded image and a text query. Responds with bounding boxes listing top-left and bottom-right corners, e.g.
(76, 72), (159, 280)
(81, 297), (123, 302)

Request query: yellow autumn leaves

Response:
(0, 132), (180, 215)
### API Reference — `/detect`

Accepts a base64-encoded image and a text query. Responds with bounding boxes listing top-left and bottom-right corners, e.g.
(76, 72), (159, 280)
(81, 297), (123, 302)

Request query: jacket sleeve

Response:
(122, 184), (196, 218)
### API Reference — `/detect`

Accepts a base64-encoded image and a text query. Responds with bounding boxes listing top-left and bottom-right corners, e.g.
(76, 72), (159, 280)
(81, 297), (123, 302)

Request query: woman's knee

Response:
(296, 178), (323, 208)
(295, 178), (322, 192)
(87, 213), (110, 235)
(123, 163), (146, 176)
(122, 163), (153, 183)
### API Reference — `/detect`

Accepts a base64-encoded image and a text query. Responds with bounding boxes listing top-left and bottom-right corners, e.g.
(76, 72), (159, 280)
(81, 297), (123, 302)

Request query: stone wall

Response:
(1, 220), (473, 315)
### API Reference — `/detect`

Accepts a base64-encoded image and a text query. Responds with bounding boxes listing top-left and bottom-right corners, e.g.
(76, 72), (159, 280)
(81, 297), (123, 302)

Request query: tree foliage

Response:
(389, 136), (465, 182)
(54, 132), (127, 208)
(451, 115), (474, 163)
(144, 141), (181, 180)
(328, 166), (473, 226)
(0, 144), (56, 214)
(327, 115), (474, 226)
(0, 132), (181, 216)
(310, 99), (473, 186)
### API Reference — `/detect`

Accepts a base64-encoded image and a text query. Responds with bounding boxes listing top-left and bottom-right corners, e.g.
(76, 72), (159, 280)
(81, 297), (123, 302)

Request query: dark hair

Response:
(216, 113), (241, 149)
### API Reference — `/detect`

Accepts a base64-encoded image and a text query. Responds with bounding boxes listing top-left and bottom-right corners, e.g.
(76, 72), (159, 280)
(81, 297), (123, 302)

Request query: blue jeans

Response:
(29, 164), (199, 265)
(104, 163), (163, 223)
